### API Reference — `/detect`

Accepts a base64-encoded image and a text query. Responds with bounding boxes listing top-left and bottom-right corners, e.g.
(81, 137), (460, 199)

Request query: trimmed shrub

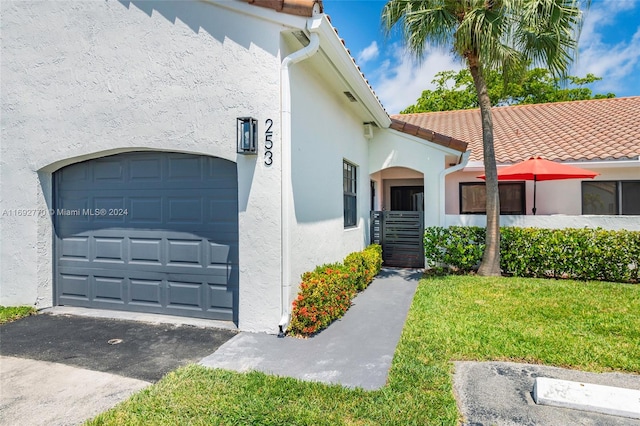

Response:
(425, 226), (639, 283)
(288, 244), (383, 336)
(343, 252), (368, 291)
(423, 226), (485, 271)
(361, 243), (383, 284)
(501, 227), (640, 282)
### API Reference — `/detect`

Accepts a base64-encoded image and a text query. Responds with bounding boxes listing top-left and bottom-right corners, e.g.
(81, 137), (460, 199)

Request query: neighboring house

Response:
(0, 0), (466, 332)
(393, 96), (640, 230)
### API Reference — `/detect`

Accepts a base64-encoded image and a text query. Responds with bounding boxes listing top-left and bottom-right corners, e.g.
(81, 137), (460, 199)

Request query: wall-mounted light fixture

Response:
(237, 117), (257, 154)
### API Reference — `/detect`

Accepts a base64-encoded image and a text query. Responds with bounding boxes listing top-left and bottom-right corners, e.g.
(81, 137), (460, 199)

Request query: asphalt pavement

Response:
(0, 313), (237, 425)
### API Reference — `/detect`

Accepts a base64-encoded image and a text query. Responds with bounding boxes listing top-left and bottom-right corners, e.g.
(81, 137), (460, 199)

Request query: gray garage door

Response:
(54, 152), (238, 322)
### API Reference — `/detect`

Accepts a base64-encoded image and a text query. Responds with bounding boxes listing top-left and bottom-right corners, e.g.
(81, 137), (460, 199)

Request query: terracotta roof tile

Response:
(390, 118), (468, 152)
(392, 97), (640, 164)
(243, 0), (322, 17)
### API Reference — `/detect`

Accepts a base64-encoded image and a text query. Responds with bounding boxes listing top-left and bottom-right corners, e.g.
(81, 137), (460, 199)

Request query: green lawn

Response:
(0, 305), (36, 324)
(88, 276), (640, 425)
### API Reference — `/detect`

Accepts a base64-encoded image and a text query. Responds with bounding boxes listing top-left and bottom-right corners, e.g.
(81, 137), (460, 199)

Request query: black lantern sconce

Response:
(237, 117), (258, 154)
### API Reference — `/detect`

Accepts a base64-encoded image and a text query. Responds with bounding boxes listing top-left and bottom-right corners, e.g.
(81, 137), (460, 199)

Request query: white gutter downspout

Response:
(439, 150), (471, 227)
(278, 19), (321, 337)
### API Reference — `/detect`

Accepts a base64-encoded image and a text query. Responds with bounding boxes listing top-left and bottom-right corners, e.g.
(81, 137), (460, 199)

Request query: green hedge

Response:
(287, 244), (383, 336)
(424, 226), (640, 283)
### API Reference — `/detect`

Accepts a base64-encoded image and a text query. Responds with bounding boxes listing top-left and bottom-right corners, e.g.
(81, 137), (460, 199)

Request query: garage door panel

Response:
(94, 237), (125, 263)
(167, 280), (202, 309)
(167, 197), (203, 224)
(94, 160), (125, 182)
(206, 157), (237, 178)
(209, 242), (232, 265)
(94, 276), (125, 303)
(57, 268), (234, 313)
(57, 192), (237, 232)
(130, 238), (162, 264)
(208, 283), (234, 308)
(167, 156), (203, 180)
(129, 198), (163, 223)
(209, 199), (238, 222)
(59, 163), (89, 185)
(204, 264), (236, 283)
(60, 236), (90, 260)
(55, 152), (238, 322)
(167, 239), (203, 267)
(58, 273), (90, 300)
(92, 195), (126, 206)
(58, 154), (238, 191)
(60, 243), (237, 276)
(129, 278), (163, 306)
(129, 158), (162, 181)
(59, 233), (237, 267)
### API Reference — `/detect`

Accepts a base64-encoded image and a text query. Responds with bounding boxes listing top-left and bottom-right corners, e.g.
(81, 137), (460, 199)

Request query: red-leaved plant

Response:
(288, 245), (382, 336)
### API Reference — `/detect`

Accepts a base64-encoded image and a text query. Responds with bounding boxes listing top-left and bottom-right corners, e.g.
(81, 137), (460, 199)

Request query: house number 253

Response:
(265, 119), (274, 166)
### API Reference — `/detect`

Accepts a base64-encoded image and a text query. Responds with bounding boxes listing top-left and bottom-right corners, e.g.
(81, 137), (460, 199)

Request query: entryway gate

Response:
(371, 211), (425, 268)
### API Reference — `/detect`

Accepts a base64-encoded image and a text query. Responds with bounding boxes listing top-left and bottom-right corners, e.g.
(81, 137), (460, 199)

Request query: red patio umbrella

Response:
(478, 156), (599, 215)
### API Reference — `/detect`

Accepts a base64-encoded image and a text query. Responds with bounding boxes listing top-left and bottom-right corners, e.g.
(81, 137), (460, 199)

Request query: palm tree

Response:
(383, 0), (587, 276)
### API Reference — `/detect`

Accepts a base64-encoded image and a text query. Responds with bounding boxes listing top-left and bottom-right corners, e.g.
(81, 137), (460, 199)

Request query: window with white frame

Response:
(343, 160), (357, 227)
(582, 181), (640, 215)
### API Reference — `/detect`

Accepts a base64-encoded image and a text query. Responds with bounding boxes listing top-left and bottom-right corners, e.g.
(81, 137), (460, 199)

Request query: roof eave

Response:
(207, 0), (310, 29)
(389, 118), (468, 153)
(309, 16), (391, 128)
(243, 0), (323, 17)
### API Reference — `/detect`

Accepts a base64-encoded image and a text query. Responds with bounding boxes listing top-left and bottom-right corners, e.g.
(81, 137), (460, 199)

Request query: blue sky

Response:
(323, 0), (640, 113)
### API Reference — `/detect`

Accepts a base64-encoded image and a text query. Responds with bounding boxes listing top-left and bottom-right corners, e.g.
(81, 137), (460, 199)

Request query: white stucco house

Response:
(0, 0), (468, 332)
(394, 96), (640, 231)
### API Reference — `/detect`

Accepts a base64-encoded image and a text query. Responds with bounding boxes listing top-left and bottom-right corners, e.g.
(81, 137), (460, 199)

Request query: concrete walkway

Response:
(1, 356), (149, 426)
(200, 268), (421, 390)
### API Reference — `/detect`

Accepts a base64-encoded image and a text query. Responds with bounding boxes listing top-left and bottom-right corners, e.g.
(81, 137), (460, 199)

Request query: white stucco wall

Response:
(446, 165), (640, 216)
(444, 164), (640, 230)
(1, 0), (300, 332)
(445, 214), (640, 231)
(287, 58), (372, 299)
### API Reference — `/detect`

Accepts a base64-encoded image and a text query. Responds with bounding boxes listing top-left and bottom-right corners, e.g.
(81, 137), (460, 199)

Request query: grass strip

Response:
(0, 305), (36, 324)
(88, 276), (640, 425)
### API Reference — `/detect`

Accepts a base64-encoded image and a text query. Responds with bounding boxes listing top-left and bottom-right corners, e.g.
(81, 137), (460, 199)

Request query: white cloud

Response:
(366, 1), (640, 112)
(580, 0), (637, 44)
(575, 28), (640, 93)
(368, 43), (463, 114)
(356, 41), (379, 65)
(573, 0), (640, 94)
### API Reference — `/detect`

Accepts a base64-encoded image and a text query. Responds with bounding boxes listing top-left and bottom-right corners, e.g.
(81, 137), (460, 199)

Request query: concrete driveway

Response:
(0, 311), (237, 425)
(454, 361), (640, 426)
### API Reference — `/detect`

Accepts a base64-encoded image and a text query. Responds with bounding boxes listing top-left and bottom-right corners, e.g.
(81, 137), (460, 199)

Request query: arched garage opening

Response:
(53, 151), (239, 323)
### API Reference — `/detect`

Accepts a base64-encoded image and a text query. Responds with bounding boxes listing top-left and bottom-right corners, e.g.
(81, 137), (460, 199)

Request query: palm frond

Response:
(382, 0), (460, 60)
(382, 0), (588, 82)
(514, 0), (586, 77)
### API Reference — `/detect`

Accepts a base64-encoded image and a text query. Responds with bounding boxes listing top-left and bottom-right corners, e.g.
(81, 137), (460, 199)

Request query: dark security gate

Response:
(371, 211), (424, 268)
(54, 152), (239, 322)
